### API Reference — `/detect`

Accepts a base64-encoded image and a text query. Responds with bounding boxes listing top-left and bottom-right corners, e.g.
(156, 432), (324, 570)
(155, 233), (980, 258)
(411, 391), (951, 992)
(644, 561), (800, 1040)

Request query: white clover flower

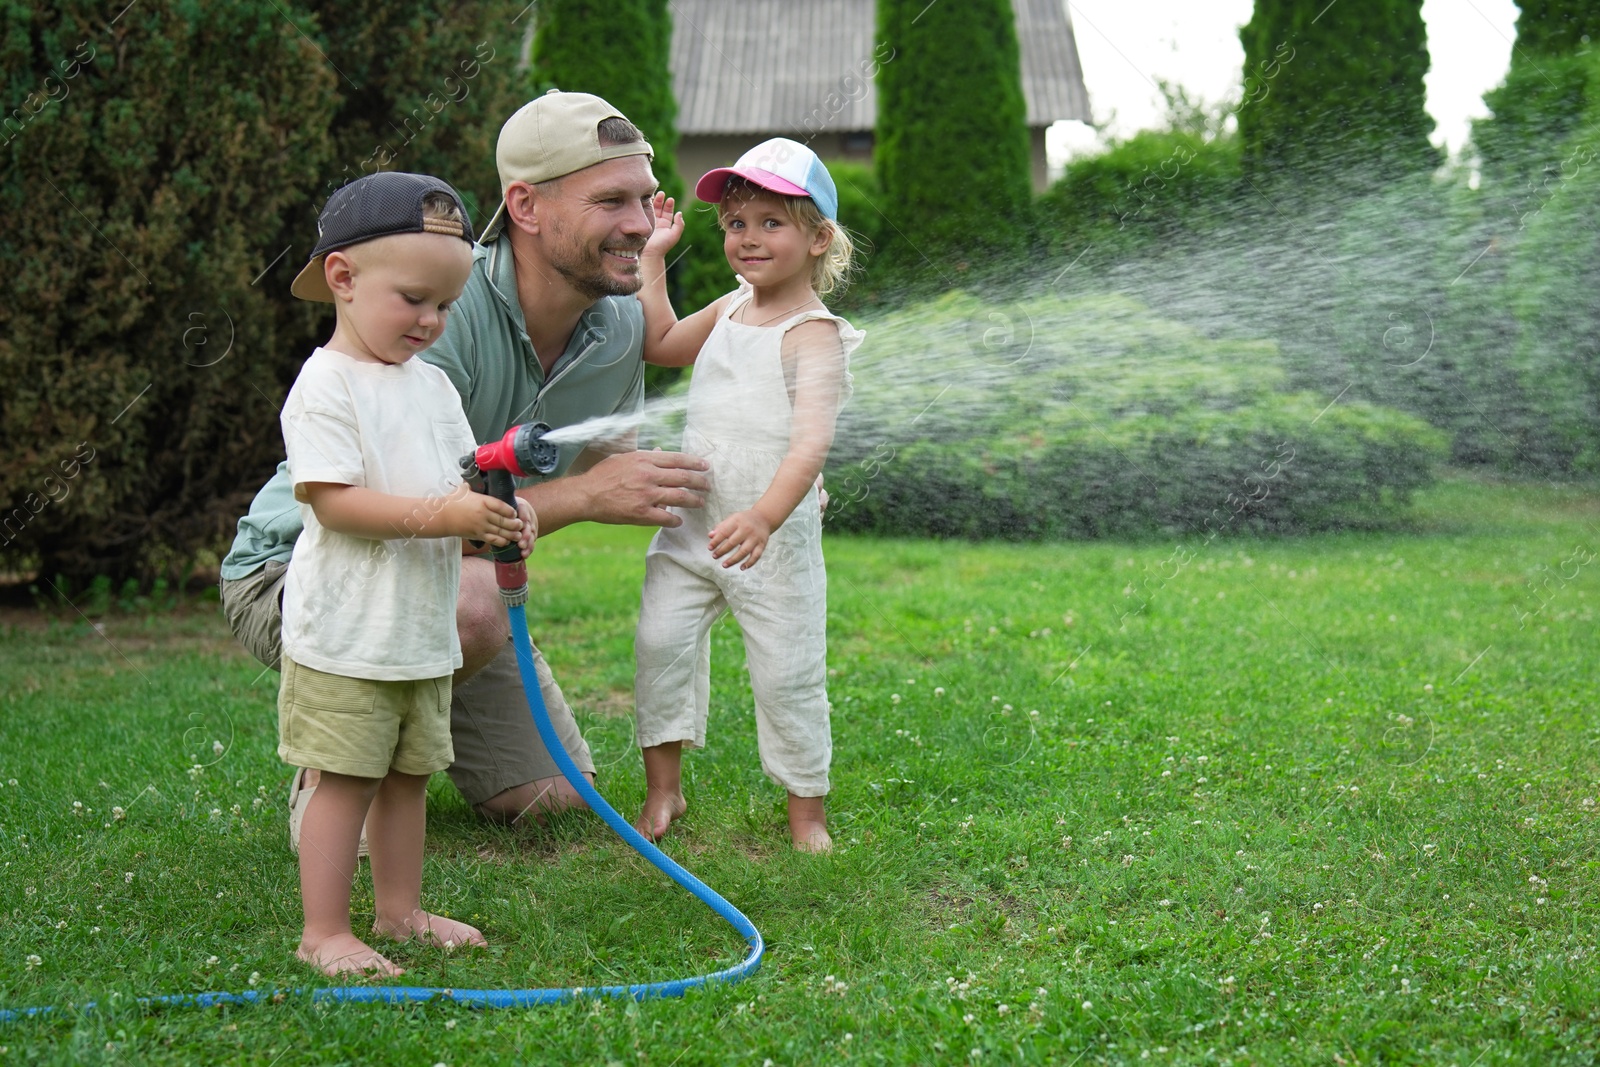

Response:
(124, 872), (134, 883)
(213, 741), (224, 756)
(1081, 1000), (1093, 1011)
(25, 954), (42, 968)
(112, 807), (126, 821)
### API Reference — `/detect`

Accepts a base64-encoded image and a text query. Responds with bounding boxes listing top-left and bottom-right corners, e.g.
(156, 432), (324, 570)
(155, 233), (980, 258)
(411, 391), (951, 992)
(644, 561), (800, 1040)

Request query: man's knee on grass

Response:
(472, 773), (593, 823)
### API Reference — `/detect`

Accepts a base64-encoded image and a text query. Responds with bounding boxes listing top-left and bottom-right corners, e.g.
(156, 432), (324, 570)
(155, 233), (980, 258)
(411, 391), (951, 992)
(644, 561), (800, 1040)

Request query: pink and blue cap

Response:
(695, 137), (839, 221)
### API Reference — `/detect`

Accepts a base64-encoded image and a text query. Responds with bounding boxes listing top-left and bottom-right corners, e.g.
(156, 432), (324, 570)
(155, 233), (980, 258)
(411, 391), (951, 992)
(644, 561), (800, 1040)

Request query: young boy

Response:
(278, 172), (534, 976)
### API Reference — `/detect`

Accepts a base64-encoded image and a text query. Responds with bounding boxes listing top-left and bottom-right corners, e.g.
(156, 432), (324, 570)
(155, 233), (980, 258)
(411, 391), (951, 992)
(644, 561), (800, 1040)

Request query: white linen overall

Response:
(634, 290), (862, 796)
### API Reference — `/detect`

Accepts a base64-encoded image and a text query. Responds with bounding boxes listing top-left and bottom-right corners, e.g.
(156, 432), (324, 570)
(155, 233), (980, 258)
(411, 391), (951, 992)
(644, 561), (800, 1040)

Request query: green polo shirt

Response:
(221, 234), (645, 579)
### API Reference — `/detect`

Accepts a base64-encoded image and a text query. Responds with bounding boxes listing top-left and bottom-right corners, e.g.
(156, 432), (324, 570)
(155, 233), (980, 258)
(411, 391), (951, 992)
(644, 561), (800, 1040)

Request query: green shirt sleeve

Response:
(219, 461), (300, 580)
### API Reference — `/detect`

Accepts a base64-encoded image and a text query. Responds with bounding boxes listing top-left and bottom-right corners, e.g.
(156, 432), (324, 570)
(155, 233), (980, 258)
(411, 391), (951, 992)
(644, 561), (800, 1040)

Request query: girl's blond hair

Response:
(718, 176), (856, 296)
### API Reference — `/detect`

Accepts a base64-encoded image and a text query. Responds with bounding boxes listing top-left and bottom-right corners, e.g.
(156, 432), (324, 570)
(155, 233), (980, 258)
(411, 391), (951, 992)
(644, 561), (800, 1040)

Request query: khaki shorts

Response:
(222, 561), (595, 805)
(278, 655), (454, 779)
(220, 560), (287, 671)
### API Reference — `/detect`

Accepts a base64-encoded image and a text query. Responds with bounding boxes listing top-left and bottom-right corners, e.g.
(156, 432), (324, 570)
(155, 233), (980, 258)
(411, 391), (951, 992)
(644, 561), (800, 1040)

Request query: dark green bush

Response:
(823, 292), (1448, 540)
(0, 0), (528, 583)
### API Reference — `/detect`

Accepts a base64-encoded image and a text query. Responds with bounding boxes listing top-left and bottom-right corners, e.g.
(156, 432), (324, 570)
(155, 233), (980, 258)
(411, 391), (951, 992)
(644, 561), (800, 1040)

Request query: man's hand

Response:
(439, 483), (522, 545)
(574, 449), (710, 528)
(708, 509), (771, 570)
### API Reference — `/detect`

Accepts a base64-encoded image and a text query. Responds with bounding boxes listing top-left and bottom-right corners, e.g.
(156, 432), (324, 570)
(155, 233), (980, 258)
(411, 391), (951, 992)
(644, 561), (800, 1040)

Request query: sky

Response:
(1048, 0), (1521, 167)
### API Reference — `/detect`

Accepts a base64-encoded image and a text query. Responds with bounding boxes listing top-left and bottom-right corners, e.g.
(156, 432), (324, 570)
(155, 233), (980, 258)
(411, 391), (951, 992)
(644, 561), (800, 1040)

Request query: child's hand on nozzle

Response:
(643, 191), (683, 261)
(708, 509), (772, 570)
(440, 483), (521, 546)
(514, 498), (538, 559)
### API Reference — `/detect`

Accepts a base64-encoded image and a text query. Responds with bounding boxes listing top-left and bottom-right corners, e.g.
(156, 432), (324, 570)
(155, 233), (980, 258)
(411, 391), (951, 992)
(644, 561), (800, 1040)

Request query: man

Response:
(220, 91), (710, 844)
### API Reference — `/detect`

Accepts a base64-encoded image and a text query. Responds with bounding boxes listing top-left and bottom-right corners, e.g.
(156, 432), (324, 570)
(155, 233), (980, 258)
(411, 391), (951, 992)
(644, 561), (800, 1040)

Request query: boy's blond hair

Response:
(420, 190), (467, 237)
(718, 177), (855, 297)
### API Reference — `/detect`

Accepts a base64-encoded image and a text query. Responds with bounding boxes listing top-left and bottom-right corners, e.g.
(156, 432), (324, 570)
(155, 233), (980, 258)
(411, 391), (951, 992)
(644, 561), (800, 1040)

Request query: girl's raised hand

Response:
(644, 191), (684, 259)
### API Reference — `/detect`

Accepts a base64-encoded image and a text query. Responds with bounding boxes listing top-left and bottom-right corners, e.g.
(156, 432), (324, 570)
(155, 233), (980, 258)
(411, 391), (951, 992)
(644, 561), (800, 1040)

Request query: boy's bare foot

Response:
(373, 910), (487, 950)
(787, 794), (831, 852)
(298, 932), (404, 977)
(634, 788), (687, 841)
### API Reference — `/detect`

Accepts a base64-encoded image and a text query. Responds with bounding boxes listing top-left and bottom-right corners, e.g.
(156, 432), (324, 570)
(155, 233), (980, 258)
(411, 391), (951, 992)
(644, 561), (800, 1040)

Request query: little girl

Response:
(633, 138), (863, 851)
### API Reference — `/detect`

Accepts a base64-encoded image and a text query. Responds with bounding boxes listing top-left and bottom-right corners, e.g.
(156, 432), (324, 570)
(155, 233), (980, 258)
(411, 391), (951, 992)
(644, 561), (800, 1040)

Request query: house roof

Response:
(669, 0), (1091, 136)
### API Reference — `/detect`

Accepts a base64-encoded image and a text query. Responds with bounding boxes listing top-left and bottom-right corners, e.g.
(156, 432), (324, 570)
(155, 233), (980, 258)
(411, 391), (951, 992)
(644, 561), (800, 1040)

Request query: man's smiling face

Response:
(540, 155), (659, 300)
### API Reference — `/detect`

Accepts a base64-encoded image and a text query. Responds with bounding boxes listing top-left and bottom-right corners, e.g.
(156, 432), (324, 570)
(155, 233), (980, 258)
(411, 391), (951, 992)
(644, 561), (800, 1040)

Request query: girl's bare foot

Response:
(787, 794), (831, 852)
(634, 788), (687, 841)
(373, 909), (486, 950)
(298, 932), (404, 977)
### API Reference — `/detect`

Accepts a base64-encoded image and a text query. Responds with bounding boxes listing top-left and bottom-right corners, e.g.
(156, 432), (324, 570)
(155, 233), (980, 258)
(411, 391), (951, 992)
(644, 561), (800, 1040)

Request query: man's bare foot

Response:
(373, 910), (487, 950)
(298, 932), (404, 977)
(635, 788), (687, 841)
(787, 794), (831, 852)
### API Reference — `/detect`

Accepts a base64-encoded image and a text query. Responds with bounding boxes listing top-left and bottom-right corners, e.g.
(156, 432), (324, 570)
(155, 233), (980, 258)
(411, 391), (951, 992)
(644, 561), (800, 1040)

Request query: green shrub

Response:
(823, 292), (1448, 540)
(1498, 52), (1600, 474)
(1037, 130), (1242, 259)
(0, 0), (529, 583)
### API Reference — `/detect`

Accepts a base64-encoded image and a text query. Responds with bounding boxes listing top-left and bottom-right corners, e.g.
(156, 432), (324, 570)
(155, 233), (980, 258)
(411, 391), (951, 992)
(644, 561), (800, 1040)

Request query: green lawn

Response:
(1, 478), (1597, 1065)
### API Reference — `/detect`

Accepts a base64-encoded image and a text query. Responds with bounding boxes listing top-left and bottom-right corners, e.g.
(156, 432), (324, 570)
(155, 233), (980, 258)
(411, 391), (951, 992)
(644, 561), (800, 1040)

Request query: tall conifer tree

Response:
(1238, 0), (1437, 186)
(874, 0), (1032, 281)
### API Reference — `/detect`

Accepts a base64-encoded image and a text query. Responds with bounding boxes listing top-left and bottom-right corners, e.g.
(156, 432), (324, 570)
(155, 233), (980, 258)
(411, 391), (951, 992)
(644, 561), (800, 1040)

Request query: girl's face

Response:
(720, 191), (829, 291)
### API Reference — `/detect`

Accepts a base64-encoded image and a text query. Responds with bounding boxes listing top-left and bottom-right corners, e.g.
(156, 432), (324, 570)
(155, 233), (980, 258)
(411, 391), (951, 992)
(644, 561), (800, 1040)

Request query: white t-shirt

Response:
(279, 346), (477, 681)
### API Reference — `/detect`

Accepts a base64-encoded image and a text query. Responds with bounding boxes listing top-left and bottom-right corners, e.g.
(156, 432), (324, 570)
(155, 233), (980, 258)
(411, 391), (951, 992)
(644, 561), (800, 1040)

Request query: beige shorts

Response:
(223, 560), (595, 804)
(277, 655), (454, 779)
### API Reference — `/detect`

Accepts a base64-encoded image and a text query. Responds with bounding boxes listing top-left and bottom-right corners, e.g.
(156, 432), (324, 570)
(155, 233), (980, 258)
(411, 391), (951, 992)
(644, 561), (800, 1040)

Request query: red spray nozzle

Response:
(467, 421), (559, 479)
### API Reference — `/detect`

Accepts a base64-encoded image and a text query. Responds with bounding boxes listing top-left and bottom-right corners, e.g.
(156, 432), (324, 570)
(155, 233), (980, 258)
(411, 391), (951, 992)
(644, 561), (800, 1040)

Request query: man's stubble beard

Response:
(548, 220), (644, 301)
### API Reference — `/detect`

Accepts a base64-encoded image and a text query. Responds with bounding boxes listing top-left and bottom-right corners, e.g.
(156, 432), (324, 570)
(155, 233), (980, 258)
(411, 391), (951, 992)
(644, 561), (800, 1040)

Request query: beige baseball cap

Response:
(479, 89), (654, 241)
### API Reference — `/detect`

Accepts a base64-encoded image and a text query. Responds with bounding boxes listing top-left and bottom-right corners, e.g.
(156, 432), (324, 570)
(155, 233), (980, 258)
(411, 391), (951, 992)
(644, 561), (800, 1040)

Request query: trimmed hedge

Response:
(823, 292), (1448, 540)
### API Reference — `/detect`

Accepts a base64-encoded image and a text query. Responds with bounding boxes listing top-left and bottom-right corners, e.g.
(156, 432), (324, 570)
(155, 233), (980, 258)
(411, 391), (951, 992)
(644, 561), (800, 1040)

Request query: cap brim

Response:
(478, 199), (509, 245)
(696, 166), (811, 204)
(290, 255), (334, 302)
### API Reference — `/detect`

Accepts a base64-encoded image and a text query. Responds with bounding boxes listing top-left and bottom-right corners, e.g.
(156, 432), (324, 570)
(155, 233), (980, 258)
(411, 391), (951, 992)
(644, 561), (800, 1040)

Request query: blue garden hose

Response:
(1, 605), (763, 1021)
